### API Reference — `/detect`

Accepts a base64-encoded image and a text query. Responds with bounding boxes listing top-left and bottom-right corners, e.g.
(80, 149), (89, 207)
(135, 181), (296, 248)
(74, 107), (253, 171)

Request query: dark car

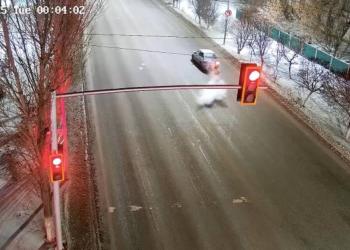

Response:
(191, 49), (219, 72)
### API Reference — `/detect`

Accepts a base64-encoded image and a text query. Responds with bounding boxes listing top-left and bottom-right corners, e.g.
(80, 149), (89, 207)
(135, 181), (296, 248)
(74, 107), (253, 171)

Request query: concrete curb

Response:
(63, 50), (102, 249)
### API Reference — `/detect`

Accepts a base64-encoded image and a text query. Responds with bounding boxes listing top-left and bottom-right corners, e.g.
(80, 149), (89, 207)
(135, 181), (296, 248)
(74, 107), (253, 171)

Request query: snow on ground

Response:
(169, 0), (350, 156)
(2, 210), (45, 250)
(0, 178), (7, 189)
(0, 181), (44, 249)
(0, 150), (9, 189)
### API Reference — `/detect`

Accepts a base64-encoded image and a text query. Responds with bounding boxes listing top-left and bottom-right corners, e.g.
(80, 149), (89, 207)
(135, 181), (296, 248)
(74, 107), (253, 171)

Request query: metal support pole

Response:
(51, 91), (63, 250)
(223, 0), (230, 45)
(56, 84), (268, 99)
(49, 82), (267, 249)
(223, 19), (228, 45)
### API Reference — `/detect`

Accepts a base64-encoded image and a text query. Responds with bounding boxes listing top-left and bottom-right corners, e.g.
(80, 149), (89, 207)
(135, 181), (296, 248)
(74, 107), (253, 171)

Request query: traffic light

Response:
(50, 154), (64, 182)
(237, 63), (261, 105)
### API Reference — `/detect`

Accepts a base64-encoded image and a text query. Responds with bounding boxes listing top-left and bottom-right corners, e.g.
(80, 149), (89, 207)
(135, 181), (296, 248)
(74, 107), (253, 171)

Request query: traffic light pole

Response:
(50, 82), (267, 249)
(55, 84), (267, 99)
(50, 91), (63, 250)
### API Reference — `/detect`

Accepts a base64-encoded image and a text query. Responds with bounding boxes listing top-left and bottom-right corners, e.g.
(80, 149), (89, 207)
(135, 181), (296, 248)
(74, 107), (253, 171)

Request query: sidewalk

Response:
(0, 180), (45, 250)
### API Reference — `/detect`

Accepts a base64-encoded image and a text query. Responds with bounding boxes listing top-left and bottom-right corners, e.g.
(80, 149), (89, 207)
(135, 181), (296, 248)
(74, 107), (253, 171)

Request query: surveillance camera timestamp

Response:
(0, 5), (85, 15)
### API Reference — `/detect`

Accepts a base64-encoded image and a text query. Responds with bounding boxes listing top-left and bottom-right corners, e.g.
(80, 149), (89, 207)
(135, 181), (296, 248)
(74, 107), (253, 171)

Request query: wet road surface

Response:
(86, 0), (350, 249)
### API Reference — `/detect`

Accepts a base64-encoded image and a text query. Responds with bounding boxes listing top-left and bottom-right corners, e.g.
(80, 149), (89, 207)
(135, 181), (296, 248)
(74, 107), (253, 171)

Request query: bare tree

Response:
(173, 0), (181, 8)
(249, 18), (271, 66)
(280, 43), (299, 79)
(192, 0), (206, 26)
(0, 0), (102, 243)
(322, 74), (350, 141)
(271, 42), (284, 83)
(296, 60), (327, 107)
(0, 85), (4, 100)
(262, 0), (297, 24)
(261, 0), (350, 57)
(278, 0), (297, 21)
(192, 0), (218, 28)
(295, 0), (350, 57)
(231, 17), (254, 54)
(203, 0), (218, 29)
(308, 0), (350, 57)
(324, 17), (350, 57)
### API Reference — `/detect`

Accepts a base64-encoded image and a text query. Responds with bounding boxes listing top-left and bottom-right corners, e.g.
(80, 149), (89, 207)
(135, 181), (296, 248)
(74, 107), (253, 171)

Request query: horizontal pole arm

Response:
(56, 84), (268, 98)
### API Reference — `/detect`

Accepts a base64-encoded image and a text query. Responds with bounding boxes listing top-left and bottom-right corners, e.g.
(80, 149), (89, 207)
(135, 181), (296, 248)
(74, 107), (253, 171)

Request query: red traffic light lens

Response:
(249, 70), (260, 81)
(52, 157), (62, 165)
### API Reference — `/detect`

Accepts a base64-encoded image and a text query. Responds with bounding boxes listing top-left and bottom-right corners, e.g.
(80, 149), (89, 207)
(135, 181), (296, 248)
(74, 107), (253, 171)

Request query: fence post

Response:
(301, 41), (304, 55)
(278, 29), (281, 41)
(329, 56), (333, 70)
(315, 48), (318, 61)
(289, 33), (291, 48)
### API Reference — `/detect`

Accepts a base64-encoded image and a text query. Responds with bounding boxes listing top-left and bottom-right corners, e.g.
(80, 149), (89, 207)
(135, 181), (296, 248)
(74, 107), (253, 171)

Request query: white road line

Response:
(199, 145), (210, 164)
(176, 92), (210, 140)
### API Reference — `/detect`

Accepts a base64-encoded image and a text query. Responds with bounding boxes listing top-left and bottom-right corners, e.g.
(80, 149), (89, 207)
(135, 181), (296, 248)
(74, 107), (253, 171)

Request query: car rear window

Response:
(204, 53), (216, 58)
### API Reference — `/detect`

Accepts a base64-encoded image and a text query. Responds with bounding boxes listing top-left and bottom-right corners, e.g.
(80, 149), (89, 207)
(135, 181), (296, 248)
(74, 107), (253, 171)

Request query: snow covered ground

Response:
(0, 150), (10, 190)
(0, 180), (44, 249)
(167, 0), (350, 158)
(3, 210), (45, 250)
(0, 178), (7, 189)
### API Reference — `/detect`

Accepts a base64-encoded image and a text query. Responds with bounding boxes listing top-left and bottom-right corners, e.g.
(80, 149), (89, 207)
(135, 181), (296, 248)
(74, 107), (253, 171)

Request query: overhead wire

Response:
(87, 33), (235, 57)
(85, 33), (235, 40)
(0, 30), (235, 40)
(1, 30), (235, 57)
(89, 44), (192, 56)
(89, 44), (234, 60)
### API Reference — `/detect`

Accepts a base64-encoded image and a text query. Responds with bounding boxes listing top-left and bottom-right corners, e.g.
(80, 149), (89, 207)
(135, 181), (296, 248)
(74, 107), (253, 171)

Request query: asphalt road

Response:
(86, 0), (350, 249)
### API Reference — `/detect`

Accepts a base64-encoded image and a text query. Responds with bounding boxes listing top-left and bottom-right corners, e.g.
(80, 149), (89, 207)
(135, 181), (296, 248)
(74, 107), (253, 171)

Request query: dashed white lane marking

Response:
(199, 145), (210, 164)
(171, 202), (182, 208)
(176, 92), (209, 139)
(232, 197), (249, 204)
(129, 205), (143, 212)
(108, 206), (116, 213)
(139, 62), (146, 71)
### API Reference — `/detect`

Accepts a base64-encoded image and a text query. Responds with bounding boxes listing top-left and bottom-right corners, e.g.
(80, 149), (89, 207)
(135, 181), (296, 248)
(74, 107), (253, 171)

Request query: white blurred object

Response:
(197, 75), (227, 106)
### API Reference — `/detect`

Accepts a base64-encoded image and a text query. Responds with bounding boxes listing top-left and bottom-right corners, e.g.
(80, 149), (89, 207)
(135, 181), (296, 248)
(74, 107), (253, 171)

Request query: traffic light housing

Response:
(50, 154), (64, 182)
(237, 63), (261, 105)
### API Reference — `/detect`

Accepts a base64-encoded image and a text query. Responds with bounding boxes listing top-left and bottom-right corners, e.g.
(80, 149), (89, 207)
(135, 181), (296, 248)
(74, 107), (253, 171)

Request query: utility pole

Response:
(50, 91), (63, 250)
(223, 0), (230, 45)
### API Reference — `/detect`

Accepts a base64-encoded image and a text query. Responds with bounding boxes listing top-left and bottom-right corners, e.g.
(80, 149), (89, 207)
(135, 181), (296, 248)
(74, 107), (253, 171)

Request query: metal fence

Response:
(236, 10), (350, 78)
